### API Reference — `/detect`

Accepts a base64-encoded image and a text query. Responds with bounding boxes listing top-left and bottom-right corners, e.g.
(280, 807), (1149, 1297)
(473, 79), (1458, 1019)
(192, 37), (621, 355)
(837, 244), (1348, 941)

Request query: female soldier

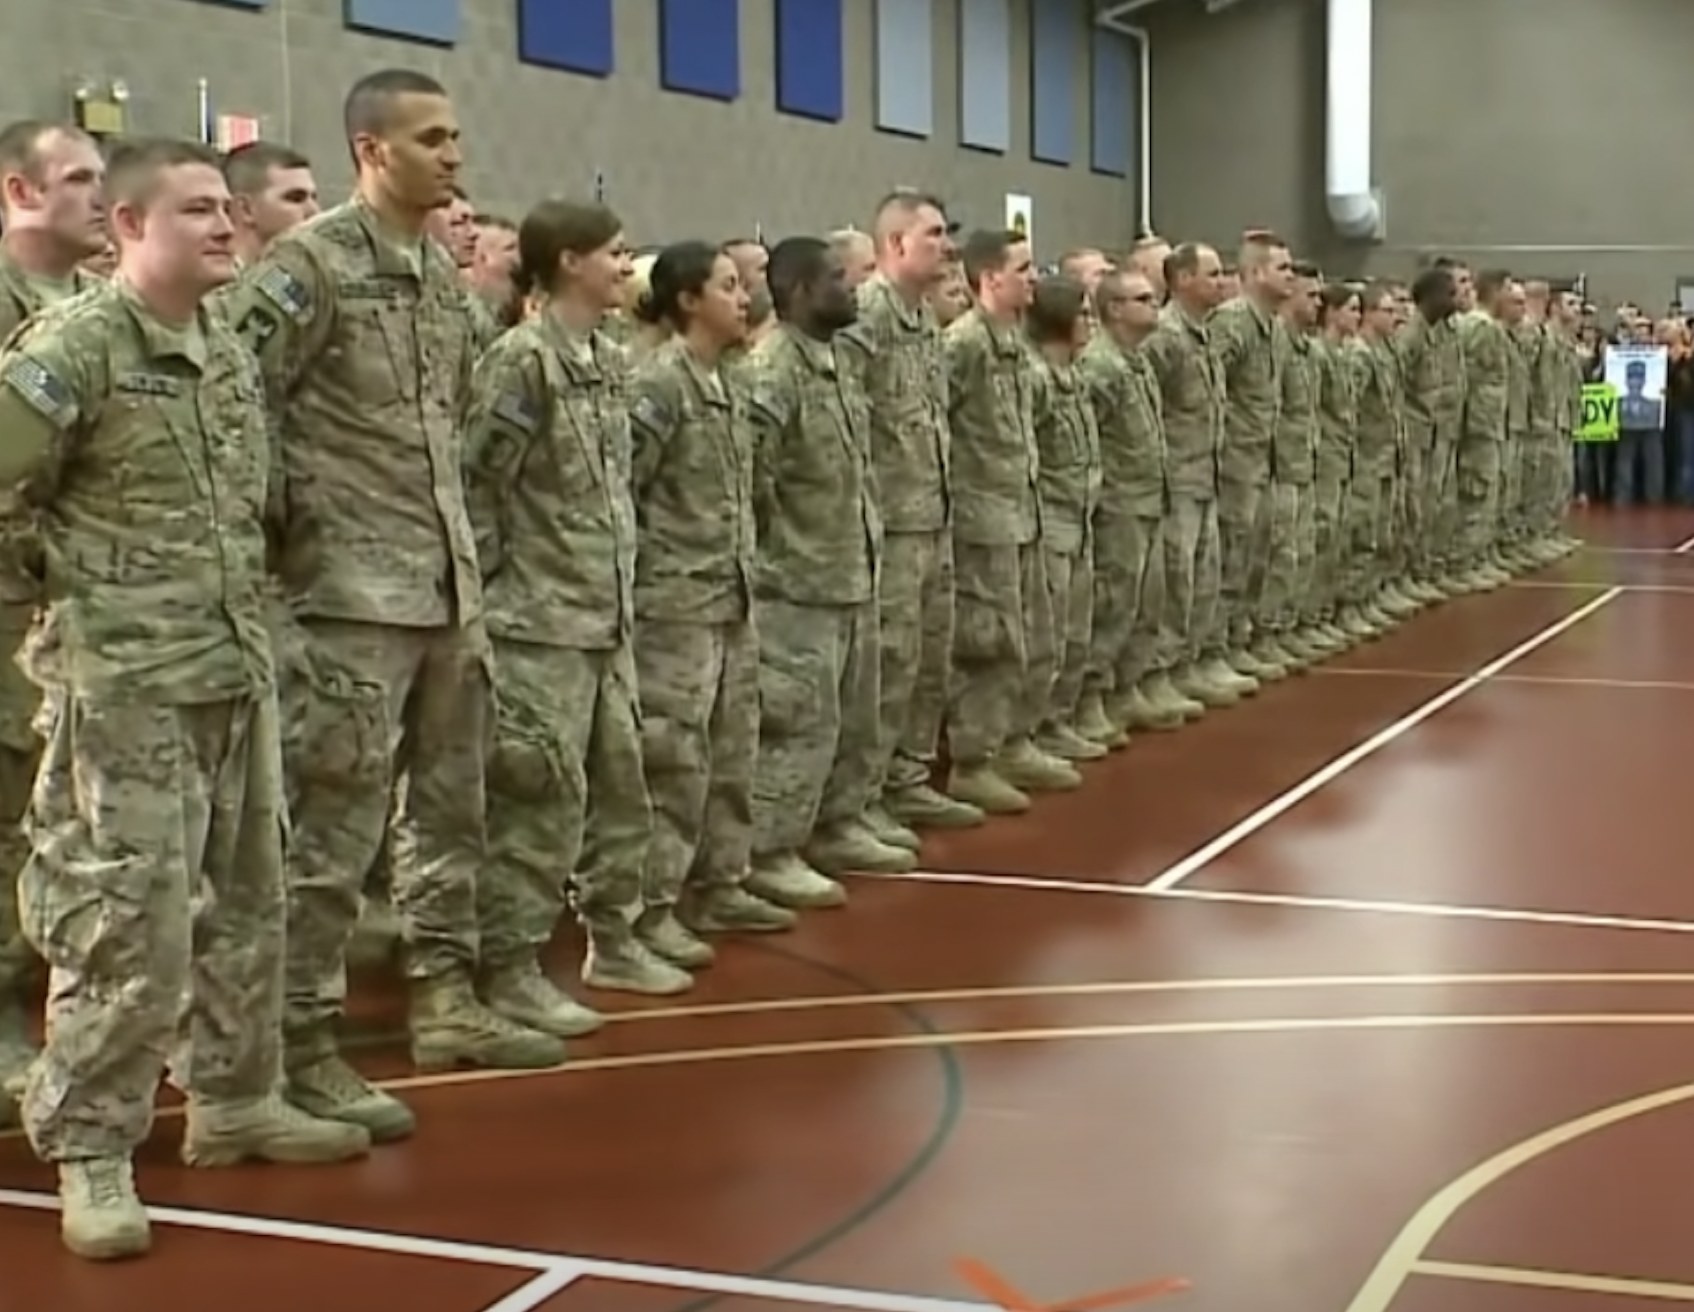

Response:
(1307, 281), (1364, 645)
(463, 199), (691, 1016)
(626, 243), (797, 957)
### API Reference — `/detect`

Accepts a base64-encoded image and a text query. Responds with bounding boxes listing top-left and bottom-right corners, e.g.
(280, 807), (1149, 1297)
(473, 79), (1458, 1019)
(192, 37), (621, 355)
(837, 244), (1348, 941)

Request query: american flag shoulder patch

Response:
(492, 391), (539, 433)
(630, 392), (669, 433)
(1, 355), (74, 423)
(254, 265), (310, 321)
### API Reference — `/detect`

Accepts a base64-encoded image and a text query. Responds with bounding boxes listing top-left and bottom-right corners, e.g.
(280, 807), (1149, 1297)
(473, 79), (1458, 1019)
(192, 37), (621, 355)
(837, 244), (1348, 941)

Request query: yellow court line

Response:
(1414, 1259), (1694, 1302)
(1342, 1081), (1694, 1312)
(601, 970), (1694, 1026)
(376, 1011), (1694, 1096)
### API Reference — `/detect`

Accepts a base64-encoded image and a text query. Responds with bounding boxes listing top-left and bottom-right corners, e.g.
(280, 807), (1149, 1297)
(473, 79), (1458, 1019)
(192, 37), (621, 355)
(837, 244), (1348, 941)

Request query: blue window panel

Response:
(518, 0), (614, 76)
(958, 0), (1009, 153)
(1030, 0), (1078, 165)
(1090, 25), (1134, 178)
(659, 0), (741, 101)
(344, 0), (459, 45)
(775, 0), (844, 122)
(874, 0), (932, 137)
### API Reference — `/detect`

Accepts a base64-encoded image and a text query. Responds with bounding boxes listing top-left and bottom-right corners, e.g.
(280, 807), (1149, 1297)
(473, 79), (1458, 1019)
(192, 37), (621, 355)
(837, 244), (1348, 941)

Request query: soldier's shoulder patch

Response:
(234, 306), (280, 353)
(629, 389), (672, 433)
(1, 353), (76, 424)
(254, 265), (311, 321)
(492, 390), (539, 433)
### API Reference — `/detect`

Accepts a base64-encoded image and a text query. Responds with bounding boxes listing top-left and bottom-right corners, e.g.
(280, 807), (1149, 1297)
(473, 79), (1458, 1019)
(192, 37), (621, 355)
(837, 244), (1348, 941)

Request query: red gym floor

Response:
(6, 507), (1694, 1312)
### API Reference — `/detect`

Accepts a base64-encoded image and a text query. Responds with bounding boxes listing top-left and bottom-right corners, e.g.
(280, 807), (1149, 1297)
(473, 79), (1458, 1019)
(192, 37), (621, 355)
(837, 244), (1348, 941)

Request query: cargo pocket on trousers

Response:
(487, 723), (562, 806)
(285, 663), (386, 792)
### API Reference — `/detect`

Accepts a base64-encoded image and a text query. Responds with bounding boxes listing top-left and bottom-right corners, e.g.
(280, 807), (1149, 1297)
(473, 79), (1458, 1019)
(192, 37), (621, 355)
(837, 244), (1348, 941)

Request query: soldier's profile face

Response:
(565, 230), (633, 314)
(814, 249), (859, 330)
(247, 164), (320, 244)
(117, 161), (236, 292)
(986, 239), (1035, 311)
(693, 252), (749, 344)
(366, 91), (461, 210)
(14, 129), (108, 259)
(424, 193), (476, 266)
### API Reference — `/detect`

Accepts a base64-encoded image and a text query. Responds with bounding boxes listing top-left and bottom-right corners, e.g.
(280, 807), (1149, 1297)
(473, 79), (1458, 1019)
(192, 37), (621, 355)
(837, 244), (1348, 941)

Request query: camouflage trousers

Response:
(1038, 537), (1094, 727)
(282, 621), (488, 1060)
(1253, 480), (1314, 633)
(0, 608), (39, 1013)
(873, 529), (953, 799)
(1455, 437), (1503, 564)
(1497, 432), (1527, 544)
(1304, 470), (1350, 620)
(1414, 435), (1460, 574)
(1218, 467), (1270, 649)
(948, 540), (1054, 765)
(483, 639), (651, 956)
(752, 598), (879, 856)
(19, 691), (286, 1161)
(1086, 510), (1166, 698)
(1160, 494), (1222, 664)
(1524, 432), (1569, 536)
(636, 617), (758, 904)
(1341, 465), (1395, 604)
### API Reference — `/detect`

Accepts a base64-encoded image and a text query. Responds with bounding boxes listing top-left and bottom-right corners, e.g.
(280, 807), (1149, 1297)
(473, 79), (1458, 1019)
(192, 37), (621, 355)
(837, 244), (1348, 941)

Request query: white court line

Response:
(0, 1189), (993, 1312)
(1138, 587), (1622, 892)
(1674, 533), (1694, 554)
(1511, 580), (1694, 594)
(864, 869), (1694, 936)
(480, 1267), (582, 1312)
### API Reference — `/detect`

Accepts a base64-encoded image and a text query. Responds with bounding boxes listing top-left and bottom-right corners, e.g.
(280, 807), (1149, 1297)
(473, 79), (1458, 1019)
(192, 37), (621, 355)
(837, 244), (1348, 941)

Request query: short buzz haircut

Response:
(1411, 265), (1454, 307)
(1162, 242), (1208, 290)
(1290, 260), (1321, 280)
(1360, 279), (1397, 311)
(767, 235), (832, 318)
(1093, 268), (1139, 314)
(872, 189), (953, 251)
(960, 228), (1025, 290)
(221, 140), (311, 198)
(473, 212), (516, 232)
(343, 68), (448, 143)
(1237, 228), (1288, 270)
(0, 120), (86, 189)
(104, 136), (223, 212)
(1475, 267), (1512, 301)
(1026, 274), (1087, 343)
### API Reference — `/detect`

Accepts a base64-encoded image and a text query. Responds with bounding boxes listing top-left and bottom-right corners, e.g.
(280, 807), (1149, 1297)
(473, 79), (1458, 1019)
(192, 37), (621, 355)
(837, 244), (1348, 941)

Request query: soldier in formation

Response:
(0, 73), (1587, 1261)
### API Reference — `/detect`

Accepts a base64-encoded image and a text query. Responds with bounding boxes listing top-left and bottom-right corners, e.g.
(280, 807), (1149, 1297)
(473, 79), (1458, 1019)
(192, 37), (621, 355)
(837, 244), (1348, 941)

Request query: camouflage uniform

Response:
(839, 275), (977, 832)
(1500, 322), (1534, 557)
(0, 251), (99, 1098)
(1029, 350), (1103, 755)
(742, 323), (892, 902)
(1345, 335), (1412, 620)
(223, 199), (561, 1144)
(1143, 304), (1243, 706)
(1306, 335), (1358, 631)
(463, 313), (698, 1013)
(1256, 325), (1318, 656)
(0, 281), (365, 1258)
(1208, 297), (1281, 656)
(1455, 309), (1510, 585)
(627, 339), (791, 937)
(1077, 331), (1187, 734)
(942, 307), (1067, 815)
(1398, 314), (1467, 593)
(1526, 324), (1577, 550)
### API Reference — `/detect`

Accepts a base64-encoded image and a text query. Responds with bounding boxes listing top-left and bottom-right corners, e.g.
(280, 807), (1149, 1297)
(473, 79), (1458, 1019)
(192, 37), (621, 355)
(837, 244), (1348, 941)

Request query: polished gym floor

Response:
(6, 505), (1694, 1312)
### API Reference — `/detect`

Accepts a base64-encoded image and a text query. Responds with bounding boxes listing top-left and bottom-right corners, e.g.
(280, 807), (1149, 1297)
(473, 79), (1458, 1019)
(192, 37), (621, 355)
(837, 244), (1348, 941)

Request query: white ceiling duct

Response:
(1325, 0), (1385, 240)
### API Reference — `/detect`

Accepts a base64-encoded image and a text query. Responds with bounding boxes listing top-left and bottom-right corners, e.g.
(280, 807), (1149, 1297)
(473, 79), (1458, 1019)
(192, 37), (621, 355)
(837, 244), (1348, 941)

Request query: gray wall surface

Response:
(1140, 0), (1692, 309)
(0, 0), (1136, 256)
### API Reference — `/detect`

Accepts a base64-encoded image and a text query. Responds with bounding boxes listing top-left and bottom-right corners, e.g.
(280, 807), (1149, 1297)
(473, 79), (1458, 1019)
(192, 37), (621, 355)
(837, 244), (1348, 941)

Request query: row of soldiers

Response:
(0, 64), (1583, 1262)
